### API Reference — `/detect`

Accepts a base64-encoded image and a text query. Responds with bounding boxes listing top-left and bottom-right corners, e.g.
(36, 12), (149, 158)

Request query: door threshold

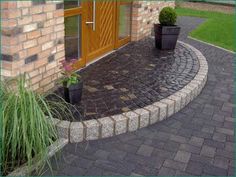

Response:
(75, 43), (129, 73)
(86, 43), (129, 67)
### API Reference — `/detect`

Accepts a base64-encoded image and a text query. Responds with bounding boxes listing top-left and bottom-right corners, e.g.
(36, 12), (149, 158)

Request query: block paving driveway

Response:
(44, 16), (234, 176)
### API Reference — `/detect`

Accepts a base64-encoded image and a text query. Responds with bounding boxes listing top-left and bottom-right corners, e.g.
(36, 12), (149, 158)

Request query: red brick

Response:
(27, 46), (41, 56)
(43, 4), (56, 12)
(18, 16), (32, 25)
(31, 74), (42, 85)
(1, 19), (17, 28)
(1, 36), (18, 45)
(41, 26), (53, 36)
(38, 35), (50, 44)
(54, 10), (64, 17)
(20, 63), (34, 73)
(40, 76), (52, 86)
(1, 2), (17, 9)
(35, 58), (48, 68)
(32, 13), (47, 22)
(23, 39), (37, 49)
(30, 6), (43, 14)
(17, 1), (31, 8)
(2, 9), (21, 19)
(27, 30), (41, 40)
(1, 61), (12, 70)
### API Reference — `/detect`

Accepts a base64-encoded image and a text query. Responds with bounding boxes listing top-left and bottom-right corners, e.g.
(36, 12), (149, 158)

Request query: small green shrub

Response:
(0, 76), (76, 175)
(159, 7), (177, 26)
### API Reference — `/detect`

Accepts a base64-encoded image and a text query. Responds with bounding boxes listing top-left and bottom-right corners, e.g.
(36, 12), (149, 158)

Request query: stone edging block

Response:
(98, 117), (115, 138)
(123, 111), (139, 132)
(52, 41), (208, 143)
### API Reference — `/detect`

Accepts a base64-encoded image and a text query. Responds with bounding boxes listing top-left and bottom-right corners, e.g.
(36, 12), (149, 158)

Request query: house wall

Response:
(1, 0), (175, 92)
(1, 1), (65, 92)
(131, 1), (175, 41)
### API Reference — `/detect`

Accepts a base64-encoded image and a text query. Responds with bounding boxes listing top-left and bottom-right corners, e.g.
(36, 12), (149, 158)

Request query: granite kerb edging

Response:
(53, 41), (209, 143)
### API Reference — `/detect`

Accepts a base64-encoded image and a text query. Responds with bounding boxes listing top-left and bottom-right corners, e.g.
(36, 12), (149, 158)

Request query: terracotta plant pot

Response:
(154, 24), (180, 50)
(64, 81), (83, 104)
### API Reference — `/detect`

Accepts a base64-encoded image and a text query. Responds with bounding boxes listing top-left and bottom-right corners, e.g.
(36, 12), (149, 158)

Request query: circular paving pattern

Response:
(55, 37), (200, 121)
(52, 39), (208, 144)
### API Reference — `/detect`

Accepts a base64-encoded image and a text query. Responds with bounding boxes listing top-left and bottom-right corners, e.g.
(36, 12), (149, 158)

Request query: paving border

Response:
(188, 36), (235, 54)
(52, 41), (209, 143)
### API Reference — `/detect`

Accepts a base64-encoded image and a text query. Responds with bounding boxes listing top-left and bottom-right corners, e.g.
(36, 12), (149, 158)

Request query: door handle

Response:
(86, 0), (96, 31)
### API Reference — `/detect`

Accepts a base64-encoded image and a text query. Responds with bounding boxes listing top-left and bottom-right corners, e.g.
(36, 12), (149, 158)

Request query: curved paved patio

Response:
(43, 16), (234, 176)
(55, 37), (200, 121)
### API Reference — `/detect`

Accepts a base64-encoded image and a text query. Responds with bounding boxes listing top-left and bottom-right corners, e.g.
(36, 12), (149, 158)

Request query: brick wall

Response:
(1, 1), (175, 92)
(131, 1), (175, 41)
(1, 1), (65, 92)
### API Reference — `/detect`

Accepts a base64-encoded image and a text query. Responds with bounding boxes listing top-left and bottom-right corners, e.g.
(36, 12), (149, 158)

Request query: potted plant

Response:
(60, 59), (83, 104)
(154, 7), (180, 50)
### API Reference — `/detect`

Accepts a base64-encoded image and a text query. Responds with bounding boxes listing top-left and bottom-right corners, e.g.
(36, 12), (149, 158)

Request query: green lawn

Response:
(176, 8), (235, 52)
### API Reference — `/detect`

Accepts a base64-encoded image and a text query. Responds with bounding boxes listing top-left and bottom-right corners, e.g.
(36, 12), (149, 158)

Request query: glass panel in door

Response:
(119, 4), (132, 39)
(64, 15), (81, 61)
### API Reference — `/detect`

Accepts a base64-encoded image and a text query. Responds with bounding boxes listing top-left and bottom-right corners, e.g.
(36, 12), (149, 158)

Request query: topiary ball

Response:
(159, 7), (177, 26)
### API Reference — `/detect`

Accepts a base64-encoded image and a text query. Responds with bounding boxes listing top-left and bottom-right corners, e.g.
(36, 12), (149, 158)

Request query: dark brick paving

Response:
(42, 16), (235, 176)
(55, 37), (199, 121)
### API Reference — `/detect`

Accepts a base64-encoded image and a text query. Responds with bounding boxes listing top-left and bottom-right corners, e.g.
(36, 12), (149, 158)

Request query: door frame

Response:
(64, 1), (132, 69)
(115, 1), (132, 49)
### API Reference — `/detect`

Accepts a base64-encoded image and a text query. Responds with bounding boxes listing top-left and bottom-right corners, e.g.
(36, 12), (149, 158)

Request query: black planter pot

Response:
(64, 81), (83, 105)
(154, 24), (180, 50)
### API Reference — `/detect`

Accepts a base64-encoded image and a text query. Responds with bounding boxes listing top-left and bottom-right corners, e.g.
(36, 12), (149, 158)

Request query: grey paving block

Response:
(190, 154), (213, 164)
(189, 136), (204, 147)
(203, 139), (224, 149)
(200, 145), (216, 158)
(94, 149), (110, 160)
(216, 127), (234, 136)
(213, 132), (226, 142)
(163, 159), (186, 171)
(158, 167), (176, 176)
(186, 161), (203, 176)
(137, 144), (154, 157)
(213, 156), (229, 170)
(174, 150), (191, 163)
(170, 134), (188, 144)
(179, 144), (201, 154)
(203, 164), (228, 176)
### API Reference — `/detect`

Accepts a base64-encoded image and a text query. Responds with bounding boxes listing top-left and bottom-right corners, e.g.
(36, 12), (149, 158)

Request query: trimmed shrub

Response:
(159, 7), (177, 26)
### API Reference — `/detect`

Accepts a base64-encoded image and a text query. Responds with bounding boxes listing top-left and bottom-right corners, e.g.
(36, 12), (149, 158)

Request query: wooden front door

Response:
(64, 1), (132, 69)
(85, 1), (117, 63)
